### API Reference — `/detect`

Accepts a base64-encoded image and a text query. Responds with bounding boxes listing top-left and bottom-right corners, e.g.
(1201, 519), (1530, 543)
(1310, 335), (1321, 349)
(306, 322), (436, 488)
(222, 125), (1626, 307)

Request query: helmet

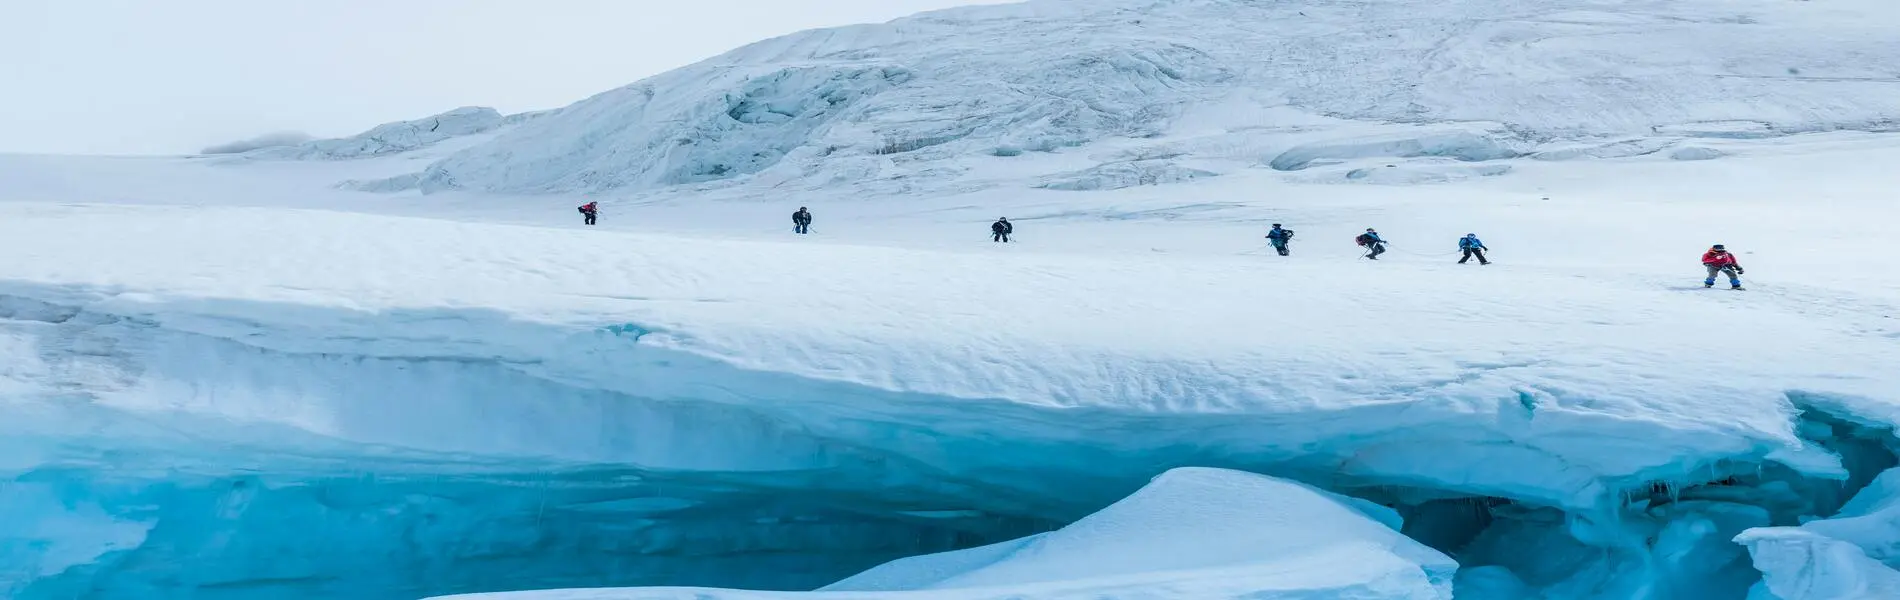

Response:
(1366, 228), (1376, 232)
(1272, 223), (1282, 227)
(1712, 244), (1726, 250)
(1466, 233), (1476, 237)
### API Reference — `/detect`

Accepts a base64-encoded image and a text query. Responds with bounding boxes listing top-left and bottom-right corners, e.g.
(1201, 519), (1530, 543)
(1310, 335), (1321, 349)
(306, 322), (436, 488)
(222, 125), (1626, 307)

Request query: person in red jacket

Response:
(578, 201), (598, 226)
(1702, 244), (1744, 289)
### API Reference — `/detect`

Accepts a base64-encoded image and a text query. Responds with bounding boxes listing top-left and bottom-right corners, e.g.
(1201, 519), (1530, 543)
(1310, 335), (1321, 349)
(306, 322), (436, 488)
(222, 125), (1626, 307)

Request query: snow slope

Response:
(349, 0), (1900, 194)
(430, 468), (1457, 599)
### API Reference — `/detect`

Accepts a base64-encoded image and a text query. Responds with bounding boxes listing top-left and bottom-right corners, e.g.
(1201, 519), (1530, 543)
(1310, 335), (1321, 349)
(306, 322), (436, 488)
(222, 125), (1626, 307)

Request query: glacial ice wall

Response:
(361, 0), (1900, 193)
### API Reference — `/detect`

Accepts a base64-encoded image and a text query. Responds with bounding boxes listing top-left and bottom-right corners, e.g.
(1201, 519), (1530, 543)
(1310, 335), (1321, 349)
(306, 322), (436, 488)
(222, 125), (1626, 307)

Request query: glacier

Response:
(6, 0), (1900, 598)
(344, 0), (1900, 195)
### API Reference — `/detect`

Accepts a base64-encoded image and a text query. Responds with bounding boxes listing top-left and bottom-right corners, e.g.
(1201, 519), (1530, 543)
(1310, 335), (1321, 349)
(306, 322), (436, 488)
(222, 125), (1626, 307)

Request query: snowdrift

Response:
(432, 468), (1458, 599)
(355, 0), (1900, 194)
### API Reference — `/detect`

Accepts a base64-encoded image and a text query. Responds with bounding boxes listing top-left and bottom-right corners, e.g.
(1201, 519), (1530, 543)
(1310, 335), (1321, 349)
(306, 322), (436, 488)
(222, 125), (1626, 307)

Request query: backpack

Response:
(1355, 233), (1373, 246)
(1458, 237), (1473, 250)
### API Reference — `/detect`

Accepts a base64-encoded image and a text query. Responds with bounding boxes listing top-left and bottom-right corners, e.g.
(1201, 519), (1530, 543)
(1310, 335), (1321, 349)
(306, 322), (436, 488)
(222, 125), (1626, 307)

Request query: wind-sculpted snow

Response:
(358, 0), (1900, 193)
(4, 203), (1900, 598)
(436, 468), (1458, 599)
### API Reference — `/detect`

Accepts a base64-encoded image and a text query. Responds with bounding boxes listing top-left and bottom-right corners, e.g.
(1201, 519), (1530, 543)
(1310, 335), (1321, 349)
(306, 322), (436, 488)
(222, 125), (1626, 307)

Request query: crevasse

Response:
(3, 281), (1897, 599)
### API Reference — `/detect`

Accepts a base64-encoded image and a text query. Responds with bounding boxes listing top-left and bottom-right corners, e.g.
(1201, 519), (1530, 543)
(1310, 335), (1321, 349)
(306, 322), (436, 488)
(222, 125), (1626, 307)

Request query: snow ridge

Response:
(244, 106), (515, 160)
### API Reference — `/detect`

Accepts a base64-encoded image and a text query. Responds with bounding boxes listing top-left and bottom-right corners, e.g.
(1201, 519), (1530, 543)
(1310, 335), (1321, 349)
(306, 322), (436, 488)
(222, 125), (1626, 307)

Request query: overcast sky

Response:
(0, 0), (1011, 155)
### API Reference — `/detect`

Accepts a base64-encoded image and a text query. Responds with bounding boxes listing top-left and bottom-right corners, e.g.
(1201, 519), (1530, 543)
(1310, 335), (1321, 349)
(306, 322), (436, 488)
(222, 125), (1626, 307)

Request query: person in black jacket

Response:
(992, 217), (1013, 243)
(578, 201), (597, 226)
(792, 207), (812, 234)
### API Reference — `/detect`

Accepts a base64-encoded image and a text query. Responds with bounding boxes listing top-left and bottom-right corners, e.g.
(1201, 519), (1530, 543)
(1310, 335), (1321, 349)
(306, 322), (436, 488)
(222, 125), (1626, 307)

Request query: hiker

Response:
(992, 218), (1013, 243)
(578, 201), (598, 226)
(1702, 244), (1745, 289)
(1356, 228), (1387, 260)
(1457, 233), (1490, 265)
(793, 207), (812, 234)
(1265, 224), (1295, 256)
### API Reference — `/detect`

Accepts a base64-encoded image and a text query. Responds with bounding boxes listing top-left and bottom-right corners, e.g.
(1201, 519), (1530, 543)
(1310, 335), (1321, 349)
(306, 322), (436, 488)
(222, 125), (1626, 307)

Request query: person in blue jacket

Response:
(1264, 223), (1295, 256)
(1458, 233), (1490, 265)
(1356, 228), (1388, 260)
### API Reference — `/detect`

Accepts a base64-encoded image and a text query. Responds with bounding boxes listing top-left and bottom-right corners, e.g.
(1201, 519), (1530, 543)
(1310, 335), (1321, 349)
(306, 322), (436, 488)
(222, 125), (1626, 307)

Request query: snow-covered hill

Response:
(344, 0), (1900, 195)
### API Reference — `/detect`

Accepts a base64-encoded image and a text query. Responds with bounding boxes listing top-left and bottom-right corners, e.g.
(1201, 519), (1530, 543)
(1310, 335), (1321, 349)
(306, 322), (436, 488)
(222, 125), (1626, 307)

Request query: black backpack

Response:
(1355, 233), (1373, 246)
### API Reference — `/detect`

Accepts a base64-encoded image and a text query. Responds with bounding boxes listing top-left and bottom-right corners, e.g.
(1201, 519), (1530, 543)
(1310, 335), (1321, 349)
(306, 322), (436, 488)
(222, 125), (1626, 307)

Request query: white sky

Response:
(0, 0), (1012, 155)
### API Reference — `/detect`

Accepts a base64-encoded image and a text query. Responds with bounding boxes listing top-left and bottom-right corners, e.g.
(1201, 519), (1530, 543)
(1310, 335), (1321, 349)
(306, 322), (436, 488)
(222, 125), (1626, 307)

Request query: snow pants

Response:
(1459, 248), (1488, 264)
(993, 232), (1010, 243)
(1270, 241), (1289, 256)
(583, 213), (596, 225)
(1364, 243), (1386, 259)
(1705, 264), (1740, 286)
(794, 222), (809, 234)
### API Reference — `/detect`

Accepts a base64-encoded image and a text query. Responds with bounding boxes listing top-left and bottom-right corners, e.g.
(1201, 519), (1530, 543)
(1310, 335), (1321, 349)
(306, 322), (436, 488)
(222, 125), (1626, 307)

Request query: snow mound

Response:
(1036, 160), (1218, 191)
(824, 467), (1455, 596)
(430, 468), (1456, 600)
(249, 106), (506, 160)
(362, 0), (1900, 194)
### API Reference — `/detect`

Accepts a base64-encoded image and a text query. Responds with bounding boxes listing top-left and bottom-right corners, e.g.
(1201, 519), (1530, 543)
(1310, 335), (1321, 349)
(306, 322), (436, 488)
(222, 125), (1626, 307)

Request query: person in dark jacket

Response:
(793, 207), (812, 234)
(992, 217), (1013, 243)
(1356, 228), (1387, 259)
(1457, 233), (1490, 265)
(578, 201), (598, 226)
(1702, 244), (1744, 289)
(1265, 224), (1295, 256)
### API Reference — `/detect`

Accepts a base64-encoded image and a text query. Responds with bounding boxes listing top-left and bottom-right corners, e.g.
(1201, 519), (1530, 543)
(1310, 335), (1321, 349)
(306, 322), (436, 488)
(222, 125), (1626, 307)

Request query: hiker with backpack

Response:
(1265, 224), (1295, 256)
(992, 218), (1013, 243)
(1356, 228), (1388, 260)
(1702, 244), (1745, 290)
(1457, 233), (1490, 265)
(793, 207), (813, 234)
(578, 201), (598, 226)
